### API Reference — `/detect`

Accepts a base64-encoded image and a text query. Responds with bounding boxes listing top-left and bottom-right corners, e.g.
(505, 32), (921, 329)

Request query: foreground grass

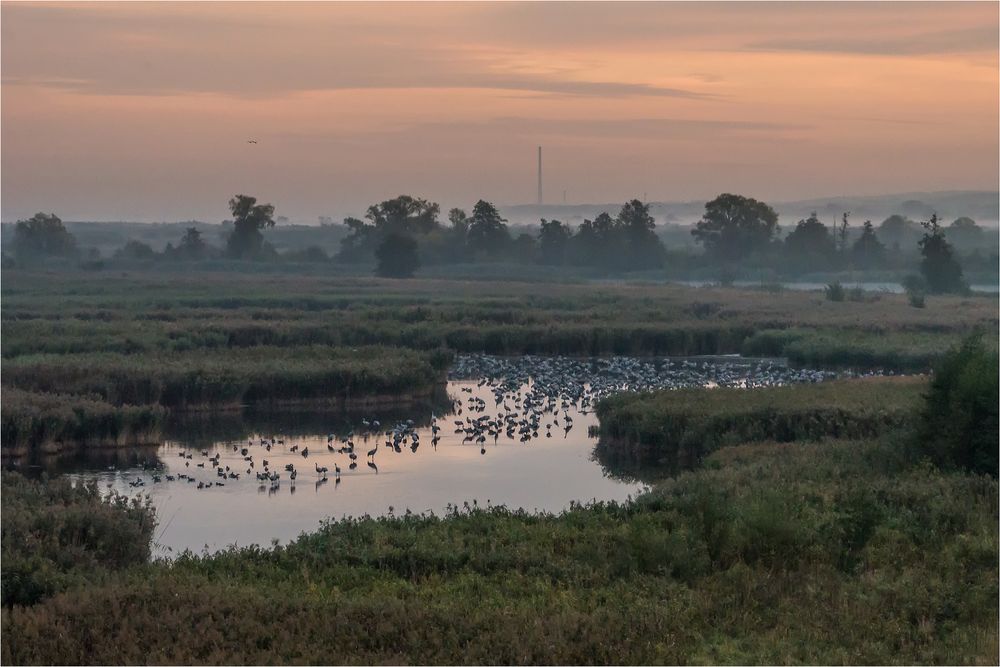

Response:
(2, 436), (996, 664)
(0, 474), (155, 608)
(595, 376), (927, 475)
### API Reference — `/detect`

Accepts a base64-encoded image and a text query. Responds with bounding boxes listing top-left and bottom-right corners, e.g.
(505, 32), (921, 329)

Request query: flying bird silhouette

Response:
(247, 139), (257, 144)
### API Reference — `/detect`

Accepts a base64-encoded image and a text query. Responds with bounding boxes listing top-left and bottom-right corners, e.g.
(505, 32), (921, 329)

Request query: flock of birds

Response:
(116, 354), (858, 494)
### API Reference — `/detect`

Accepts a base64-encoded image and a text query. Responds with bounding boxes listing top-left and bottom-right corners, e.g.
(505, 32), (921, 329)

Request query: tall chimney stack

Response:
(537, 146), (543, 205)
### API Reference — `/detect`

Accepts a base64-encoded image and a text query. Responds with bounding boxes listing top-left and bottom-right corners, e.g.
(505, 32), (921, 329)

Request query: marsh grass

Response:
(595, 377), (927, 473)
(3, 346), (447, 409)
(1, 388), (167, 453)
(2, 435), (995, 664)
(4, 271), (994, 363)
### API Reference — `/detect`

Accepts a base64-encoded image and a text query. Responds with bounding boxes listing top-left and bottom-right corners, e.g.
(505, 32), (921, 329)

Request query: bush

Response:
(1, 473), (155, 606)
(824, 281), (845, 302)
(914, 335), (999, 476)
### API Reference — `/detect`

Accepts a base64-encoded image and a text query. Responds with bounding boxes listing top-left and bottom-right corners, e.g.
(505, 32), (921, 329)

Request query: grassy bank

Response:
(595, 376), (927, 475)
(0, 388), (166, 455)
(740, 328), (984, 371)
(2, 435), (996, 664)
(3, 345), (449, 409)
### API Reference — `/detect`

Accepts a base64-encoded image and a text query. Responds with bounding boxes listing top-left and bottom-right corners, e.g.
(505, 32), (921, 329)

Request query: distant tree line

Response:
(6, 192), (991, 294)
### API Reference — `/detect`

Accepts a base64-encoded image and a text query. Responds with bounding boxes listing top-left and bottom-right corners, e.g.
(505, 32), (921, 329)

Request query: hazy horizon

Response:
(3, 1), (998, 223)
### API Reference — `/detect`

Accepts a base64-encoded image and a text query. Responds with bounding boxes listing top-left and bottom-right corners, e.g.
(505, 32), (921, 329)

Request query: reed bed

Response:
(594, 376), (928, 472)
(1, 388), (166, 454)
(3, 346), (449, 410)
(4, 270), (995, 366)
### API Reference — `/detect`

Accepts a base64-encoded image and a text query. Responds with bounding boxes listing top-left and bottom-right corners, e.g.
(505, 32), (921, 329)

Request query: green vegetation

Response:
(739, 328), (985, 371)
(2, 269), (993, 461)
(919, 214), (968, 294)
(1, 388), (166, 454)
(4, 272), (992, 361)
(2, 332), (996, 664)
(1, 473), (155, 608)
(5, 193), (997, 285)
(913, 336), (998, 476)
(3, 434), (996, 664)
(4, 346), (448, 409)
(595, 377), (926, 475)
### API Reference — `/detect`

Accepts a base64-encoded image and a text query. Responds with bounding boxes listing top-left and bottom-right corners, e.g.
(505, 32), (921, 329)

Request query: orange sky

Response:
(2, 1), (998, 222)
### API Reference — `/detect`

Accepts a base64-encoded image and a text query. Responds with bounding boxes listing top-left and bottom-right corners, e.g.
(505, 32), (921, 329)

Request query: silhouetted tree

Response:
(339, 195), (441, 262)
(878, 214), (920, 252)
(374, 232), (420, 278)
(13, 213), (77, 259)
(918, 214), (966, 294)
(946, 217), (984, 251)
(692, 194), (779, 261)
(784, 212), (836, 270)
(851, 220), (885, 269)
(448, 208), (469, 236)
(538, 219), (573, 265)
(366, 195), (440, 235)
(511, 233), (538, 264)
(114, 240), (156, 261)
(618, 199), (664, 269)
(466, 200), (510, 257)
(226, 195), (276, 259)
(568, 218), (600, 266)
(176, 227), (208, 260)
(338, 217), (375, 261)
(836, 211), (850, 253)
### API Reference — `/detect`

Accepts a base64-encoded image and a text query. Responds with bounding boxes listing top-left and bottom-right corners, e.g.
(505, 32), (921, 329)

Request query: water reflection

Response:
(6, 354), (845, 555)
(32, 380), (642, 555)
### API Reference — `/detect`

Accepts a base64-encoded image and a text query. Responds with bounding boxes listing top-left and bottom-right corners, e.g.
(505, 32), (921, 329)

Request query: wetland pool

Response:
(18, 355), (847, 555)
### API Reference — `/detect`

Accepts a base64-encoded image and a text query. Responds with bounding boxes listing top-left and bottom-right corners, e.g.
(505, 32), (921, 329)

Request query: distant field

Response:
(3, 270), (994, 360)
(1, 269), (994, 455)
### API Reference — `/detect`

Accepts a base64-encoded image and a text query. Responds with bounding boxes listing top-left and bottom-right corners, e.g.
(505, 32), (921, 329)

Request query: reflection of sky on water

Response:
(64, 380), (645, 556)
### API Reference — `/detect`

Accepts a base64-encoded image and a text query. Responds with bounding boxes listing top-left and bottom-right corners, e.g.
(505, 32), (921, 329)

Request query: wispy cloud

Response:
(748, 26), (998, 56)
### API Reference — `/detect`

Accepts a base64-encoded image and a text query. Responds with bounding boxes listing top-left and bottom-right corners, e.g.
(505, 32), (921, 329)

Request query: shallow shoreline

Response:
(1, 382), (448, 461)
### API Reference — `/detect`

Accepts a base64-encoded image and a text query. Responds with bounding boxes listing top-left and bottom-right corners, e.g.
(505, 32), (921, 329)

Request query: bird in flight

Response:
(247, 139), (258, 144)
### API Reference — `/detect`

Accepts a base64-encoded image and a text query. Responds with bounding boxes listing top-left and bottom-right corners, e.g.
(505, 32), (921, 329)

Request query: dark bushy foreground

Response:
(0, 473), (155, 608)
(914, 336), (998, 476)
(2, 436), (996, 665)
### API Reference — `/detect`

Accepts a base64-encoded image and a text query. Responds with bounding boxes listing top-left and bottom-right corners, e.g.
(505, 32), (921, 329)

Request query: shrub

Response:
(1, 473), (155, 606)
(914, 335), (999, 476)
(824, 281), (845, 302)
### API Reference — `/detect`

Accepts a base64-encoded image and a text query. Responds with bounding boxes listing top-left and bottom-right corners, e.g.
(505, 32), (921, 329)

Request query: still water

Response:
(31, 354), (837, 556)
(60, 379), (643, 556)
